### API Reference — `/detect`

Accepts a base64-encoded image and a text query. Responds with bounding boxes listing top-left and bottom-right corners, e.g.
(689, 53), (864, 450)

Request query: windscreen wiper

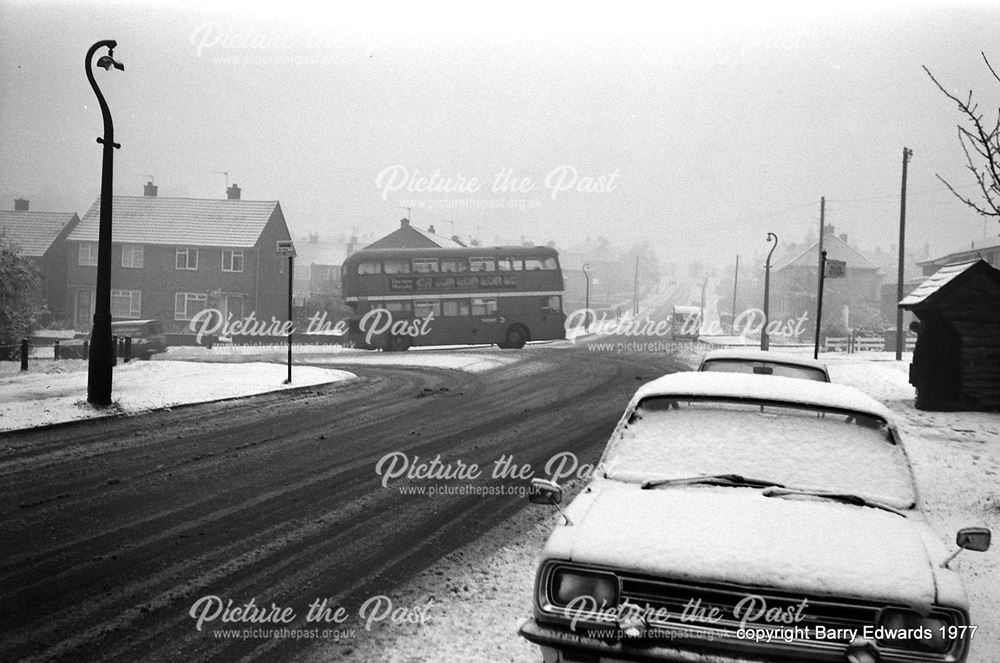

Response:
(762, 486), (905, 516)
(641, 474), (785, 490)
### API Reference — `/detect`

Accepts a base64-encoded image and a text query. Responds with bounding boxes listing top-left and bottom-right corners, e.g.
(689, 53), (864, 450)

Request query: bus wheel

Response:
(385, 334), (411, 352)
(501, 324), (529, 349)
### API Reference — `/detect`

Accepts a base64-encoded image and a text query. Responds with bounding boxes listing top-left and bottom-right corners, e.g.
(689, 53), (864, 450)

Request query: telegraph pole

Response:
(896, 148), (913, 360)
(731, 255), (740, 334)
(814, 197), (825, 353)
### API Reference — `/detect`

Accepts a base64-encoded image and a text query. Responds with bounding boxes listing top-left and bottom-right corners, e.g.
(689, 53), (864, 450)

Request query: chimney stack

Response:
(14, 198), (28, 211)
(400, 218), (410, 227)
(839, 232), (848, 243)
(143, 180), (158, 197)
(227, 183), (241, 200)
(427, 224), (436, 234)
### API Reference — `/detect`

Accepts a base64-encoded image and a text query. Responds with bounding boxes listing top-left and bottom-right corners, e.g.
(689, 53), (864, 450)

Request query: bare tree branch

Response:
(924, 61), (1000, 222)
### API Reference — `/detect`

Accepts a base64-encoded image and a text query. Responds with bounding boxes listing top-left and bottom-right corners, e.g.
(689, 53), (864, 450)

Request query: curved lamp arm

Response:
(85, 40), (124, 146)
(765, 232), (778, 266)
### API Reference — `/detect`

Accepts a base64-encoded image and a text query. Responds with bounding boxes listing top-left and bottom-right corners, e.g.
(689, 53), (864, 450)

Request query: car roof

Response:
(632, 372), (892, 422)
(700, 348), (829, 371)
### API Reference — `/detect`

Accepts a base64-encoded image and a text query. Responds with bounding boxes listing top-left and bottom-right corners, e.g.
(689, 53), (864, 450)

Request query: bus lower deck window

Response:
(414, 301), (442, 317)
(443, 300), (471, 316)
(471, 298), (497, 316)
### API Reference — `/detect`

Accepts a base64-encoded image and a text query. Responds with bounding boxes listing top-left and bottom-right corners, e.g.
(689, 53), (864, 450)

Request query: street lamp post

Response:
(85, 40), (124, 406)
(582, 263), (591, 330)
(761, 232), (778, 351)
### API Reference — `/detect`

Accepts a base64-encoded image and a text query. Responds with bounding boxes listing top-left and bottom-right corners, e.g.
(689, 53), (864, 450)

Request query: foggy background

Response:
(2, 0), (999, 270)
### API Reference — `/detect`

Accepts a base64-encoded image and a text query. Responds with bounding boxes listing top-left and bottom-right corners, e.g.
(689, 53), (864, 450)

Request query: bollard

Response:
(20, 338), (29, 371)
(123, 337), (132, 362)
(54, 339), (60, 360)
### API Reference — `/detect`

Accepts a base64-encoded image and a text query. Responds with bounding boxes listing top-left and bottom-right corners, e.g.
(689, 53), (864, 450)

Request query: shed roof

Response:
(899, 259), (1000, 310)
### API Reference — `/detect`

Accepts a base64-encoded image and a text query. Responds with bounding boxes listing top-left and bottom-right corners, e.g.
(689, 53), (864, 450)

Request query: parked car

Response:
(521, 372), (988, 663)
(58, 320), (167, 360)
(698, 348), (830, 382)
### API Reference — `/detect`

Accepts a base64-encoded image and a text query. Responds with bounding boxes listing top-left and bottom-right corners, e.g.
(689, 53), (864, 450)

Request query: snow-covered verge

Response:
(0, 360), (355, 433)
(307, 354), (1000, 663)
(162, 345), (521, 374)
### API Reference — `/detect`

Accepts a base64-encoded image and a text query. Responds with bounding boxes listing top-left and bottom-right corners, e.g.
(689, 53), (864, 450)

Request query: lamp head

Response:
(97, 49), (124, 71)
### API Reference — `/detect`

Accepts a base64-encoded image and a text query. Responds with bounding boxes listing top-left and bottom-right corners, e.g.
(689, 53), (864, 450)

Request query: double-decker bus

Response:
(341, 246), (565, 350)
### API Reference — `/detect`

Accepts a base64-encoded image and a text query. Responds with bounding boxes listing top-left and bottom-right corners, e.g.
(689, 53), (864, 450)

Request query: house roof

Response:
(67, 196), (282, 248)
(0, 210), (79, 257)
(774, 233), (879, 272)
(365, 221), (465, 250)
(898, 259), (1000, 309)
(917, 237), (1000, 267)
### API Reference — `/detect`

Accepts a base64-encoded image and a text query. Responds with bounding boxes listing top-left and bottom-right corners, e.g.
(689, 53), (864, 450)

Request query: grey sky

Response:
(2, 0), (999, 269)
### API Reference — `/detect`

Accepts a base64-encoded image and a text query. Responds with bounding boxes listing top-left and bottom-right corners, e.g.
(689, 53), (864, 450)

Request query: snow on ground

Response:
(0, 360), (355, 433)
(310, 351), (1000, 663)
(162, 345), (522, 374)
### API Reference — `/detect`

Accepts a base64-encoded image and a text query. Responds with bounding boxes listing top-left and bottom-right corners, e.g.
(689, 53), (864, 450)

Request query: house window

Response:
(78, 243), (98, 266)
(121, 244), (144, 268)
(222, 249), (244, 272)
(176, 247), (199, 270)
(111, 290), (142, 319)
(175, 292), (208, 320)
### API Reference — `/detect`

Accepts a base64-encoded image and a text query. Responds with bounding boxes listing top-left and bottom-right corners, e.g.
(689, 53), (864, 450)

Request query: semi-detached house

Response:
(65, 185), (294, 333)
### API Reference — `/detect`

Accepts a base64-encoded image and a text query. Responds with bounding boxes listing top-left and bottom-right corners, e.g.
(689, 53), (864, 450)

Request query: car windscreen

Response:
(600, 397), (915, 509)
(701, 359), (828, 381)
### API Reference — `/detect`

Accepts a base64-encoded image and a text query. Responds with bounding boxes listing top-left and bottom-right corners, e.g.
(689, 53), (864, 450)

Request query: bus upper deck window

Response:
(524, 258), (543, 270)
(441, 259), (466, 273)
(358, 261), (381, 274)
(543, 257), (558, 270)
(470, 258), (496, 272)
(413, 258), (439, 273)
(384, 260), (411, 274)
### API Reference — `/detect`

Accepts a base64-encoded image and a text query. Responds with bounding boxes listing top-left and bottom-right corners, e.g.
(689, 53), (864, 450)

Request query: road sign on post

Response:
(825, 259), (847, 279)
(276, 239), (296, 256)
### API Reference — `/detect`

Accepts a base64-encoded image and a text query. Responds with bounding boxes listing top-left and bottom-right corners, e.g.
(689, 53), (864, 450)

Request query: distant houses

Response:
(769, 228), (883, 336)
(0, 199), (79, 319)
(64, 184), (294, 332)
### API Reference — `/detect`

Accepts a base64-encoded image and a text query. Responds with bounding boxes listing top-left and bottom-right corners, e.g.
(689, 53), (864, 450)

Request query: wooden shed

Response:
(899, 259), (1000, 411)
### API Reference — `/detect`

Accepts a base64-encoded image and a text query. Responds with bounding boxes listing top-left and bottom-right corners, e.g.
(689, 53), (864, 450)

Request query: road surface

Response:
(0, 340), (690, 662)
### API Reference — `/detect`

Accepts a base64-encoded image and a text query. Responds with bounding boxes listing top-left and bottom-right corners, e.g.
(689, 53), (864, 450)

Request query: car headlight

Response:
(876, 609), (952, 654)
(550, 568), (619, 608)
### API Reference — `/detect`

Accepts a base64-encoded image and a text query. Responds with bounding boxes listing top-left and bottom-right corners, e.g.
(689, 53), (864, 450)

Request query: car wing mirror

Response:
(957, 527), (991, 552)
(529, 478), (562, 505)
(528, 478), (573, 526)
(942, 527), (991, 568)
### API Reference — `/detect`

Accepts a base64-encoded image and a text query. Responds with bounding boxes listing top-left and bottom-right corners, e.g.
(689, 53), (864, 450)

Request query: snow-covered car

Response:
(58, 320), (166, 360)
(520, 372), (989, 663)
(698, 348), (830, 382)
